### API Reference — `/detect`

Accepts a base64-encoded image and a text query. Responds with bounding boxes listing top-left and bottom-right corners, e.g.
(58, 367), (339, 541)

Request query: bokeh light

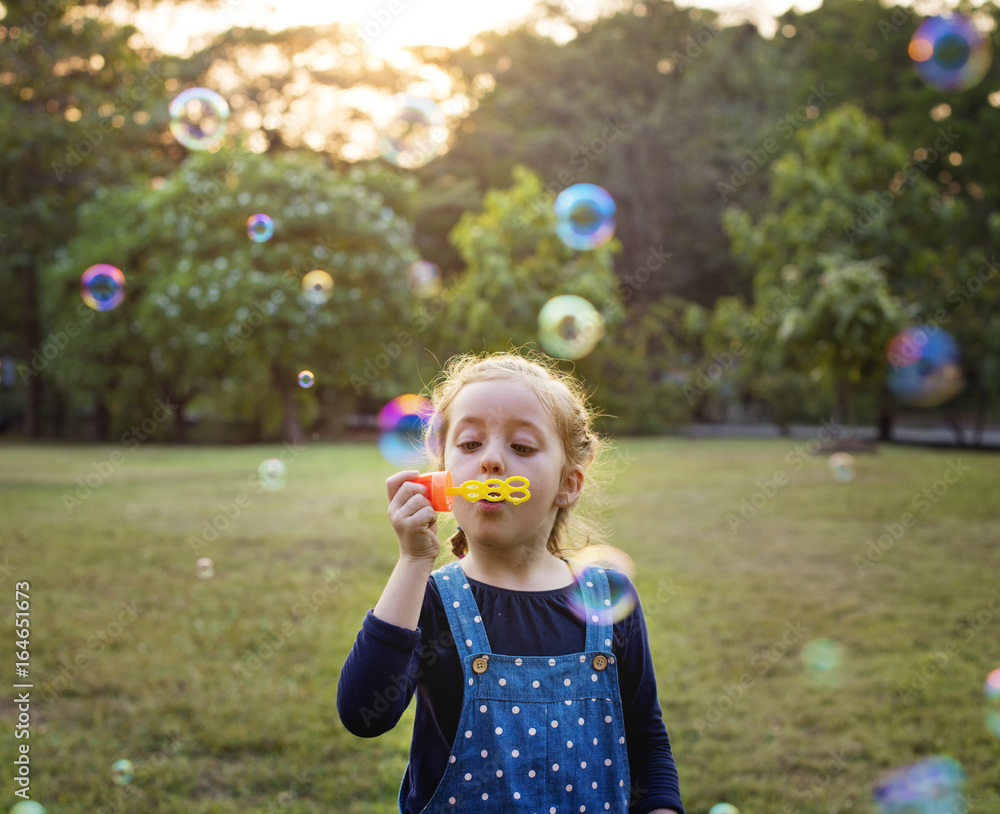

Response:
(553, 183), (616, 250)
(194, 557), (215, 579)
(301, 270), (334, 305)
(258, 458), (288, 491)
(827, 452), (855, 483)
(873, 755), (966, 814)
(297, 370), (315, 388)
(111, 758), (134, 785)
(168, 87), (230, 150)
(565, 545), (638, 625)
(407, 260), (443, 298)
(986, 667), (1000, 738)
(246, 213), (274, 243)
(378, 94), (447, 169)
(377, 394), (433, 468)
(909, 14), (992, 92)
(538, 295), (605, 360)
(886, 327), (964, 407)
(801, 638), (846, 688)
(80, 264), (126, 312)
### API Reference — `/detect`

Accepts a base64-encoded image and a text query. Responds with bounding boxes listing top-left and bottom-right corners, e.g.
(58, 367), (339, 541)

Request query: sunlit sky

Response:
(128, 0), (832, 57)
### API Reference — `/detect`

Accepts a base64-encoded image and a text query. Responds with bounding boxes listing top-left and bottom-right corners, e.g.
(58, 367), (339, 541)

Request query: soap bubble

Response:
(801, 638), (846, 688)
(378, 394), (433, 468)
(986, 667), (1000, 738)
(538, 295), (605, 360)
(827, 452), (855, 483)
(909, 14), (991, 92)
(168, 87), (229, 150)
(9, 803), (47, 814)
(873, 755), (966, 814)
(81, 264), (126, 311)
(258, 458), (288, 491)
(111, 759), (134, 785)
(407, 260), (442, 298)
(195, 558), (215, 579)
(565, 545), (638, 625)
(297, 370), (315, 388)
(554, 183), (616, 250)
(887, 327), (964, 407)
(246, 213), (274, 243)
(708, 805), (740, 814)
(301, 270), (334, 305)
(378, 94), (447, 169)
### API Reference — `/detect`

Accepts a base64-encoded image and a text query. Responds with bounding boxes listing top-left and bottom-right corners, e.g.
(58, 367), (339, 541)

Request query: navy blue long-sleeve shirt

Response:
(337, 567), (684, 814)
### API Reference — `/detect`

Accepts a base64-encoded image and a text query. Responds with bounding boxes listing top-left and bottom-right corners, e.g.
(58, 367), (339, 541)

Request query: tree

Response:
(774, 255), (907, 431)
(41, 148), (421, 442)
(444, 165), (623, 393)
(0, 0), (182, 436)
(723, 103), (984, 437)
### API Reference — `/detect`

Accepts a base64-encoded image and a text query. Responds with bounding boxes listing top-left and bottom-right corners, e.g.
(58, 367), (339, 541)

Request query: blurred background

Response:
(3, 0), (1000, 812)
(3, 0), (1000, 444)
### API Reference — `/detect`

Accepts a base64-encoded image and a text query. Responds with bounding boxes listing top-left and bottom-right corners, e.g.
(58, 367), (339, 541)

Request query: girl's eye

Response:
(512, 443), (534, 454)
(458, 440), (480, 451)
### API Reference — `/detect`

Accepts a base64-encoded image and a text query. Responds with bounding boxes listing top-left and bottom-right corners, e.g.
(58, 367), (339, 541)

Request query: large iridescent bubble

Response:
(81, 264), (126, 311)
(886, 327), (964, 407)
(553, 184), (616, 250)
(565, 545), (639, 626)
(909, 14), (992, 92)
(378, 394), (433, 468)
(538, 295), (605, 360)
(873, 755), (966, 814)
(378, 94), (447, 169)
(168, 88), (230, 150)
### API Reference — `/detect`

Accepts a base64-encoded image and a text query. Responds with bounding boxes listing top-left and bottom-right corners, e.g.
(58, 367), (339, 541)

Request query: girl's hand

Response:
(386, 470), (440, 563)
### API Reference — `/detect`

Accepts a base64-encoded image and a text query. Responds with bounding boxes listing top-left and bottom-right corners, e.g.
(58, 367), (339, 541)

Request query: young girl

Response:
(338, 352), (684, 814)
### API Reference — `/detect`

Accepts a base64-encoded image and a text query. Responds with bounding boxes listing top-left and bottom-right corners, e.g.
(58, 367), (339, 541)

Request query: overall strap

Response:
(576, 564), (616, 653)
(431, 560), (493, 657)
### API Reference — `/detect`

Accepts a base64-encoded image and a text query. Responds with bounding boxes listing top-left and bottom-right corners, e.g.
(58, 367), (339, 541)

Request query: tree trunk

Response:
(92, 397), (110, 441)
(273, 365), (305, 445)
(172, 398), (187, 444)
(877, 384), (894, 442)
(21, 262), (41, 438)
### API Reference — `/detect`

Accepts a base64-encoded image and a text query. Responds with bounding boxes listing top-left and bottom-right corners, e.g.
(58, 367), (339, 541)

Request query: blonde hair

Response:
(424, 350), (610, 560)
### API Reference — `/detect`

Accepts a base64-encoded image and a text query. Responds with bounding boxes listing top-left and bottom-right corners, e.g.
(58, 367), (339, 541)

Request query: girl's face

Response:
(443, 378), (582, 555)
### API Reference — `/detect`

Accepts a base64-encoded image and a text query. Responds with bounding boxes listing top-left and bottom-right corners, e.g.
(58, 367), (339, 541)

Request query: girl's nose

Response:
(479, 440), (505, 476)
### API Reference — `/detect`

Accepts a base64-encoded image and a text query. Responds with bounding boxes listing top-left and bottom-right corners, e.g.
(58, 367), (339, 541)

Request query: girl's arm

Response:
(373, 470), (441, 629)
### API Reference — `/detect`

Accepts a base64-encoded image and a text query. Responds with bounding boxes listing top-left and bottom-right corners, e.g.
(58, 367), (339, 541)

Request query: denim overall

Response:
(402, 559), (631, 813)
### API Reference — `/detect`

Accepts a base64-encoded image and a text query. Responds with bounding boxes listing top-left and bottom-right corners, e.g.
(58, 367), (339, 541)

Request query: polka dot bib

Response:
(403, 559), (631, 813)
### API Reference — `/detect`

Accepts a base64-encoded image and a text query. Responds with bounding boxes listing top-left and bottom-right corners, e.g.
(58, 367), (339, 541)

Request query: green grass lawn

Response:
(1, 438), (999, 813)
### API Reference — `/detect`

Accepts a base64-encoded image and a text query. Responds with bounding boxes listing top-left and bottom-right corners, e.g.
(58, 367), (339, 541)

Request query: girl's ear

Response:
(558, 467), (585, 507)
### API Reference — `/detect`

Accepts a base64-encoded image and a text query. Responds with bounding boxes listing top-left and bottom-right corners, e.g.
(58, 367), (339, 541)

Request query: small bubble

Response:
(168, 87), (229, 150)
(553, 183), (616, 250)
(81, 264), (126, 311)
(297, 370), (315, 388)
(194, 558), (215, 579)
(246, 213), (274, 242)
(111, 758), (134, 785)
